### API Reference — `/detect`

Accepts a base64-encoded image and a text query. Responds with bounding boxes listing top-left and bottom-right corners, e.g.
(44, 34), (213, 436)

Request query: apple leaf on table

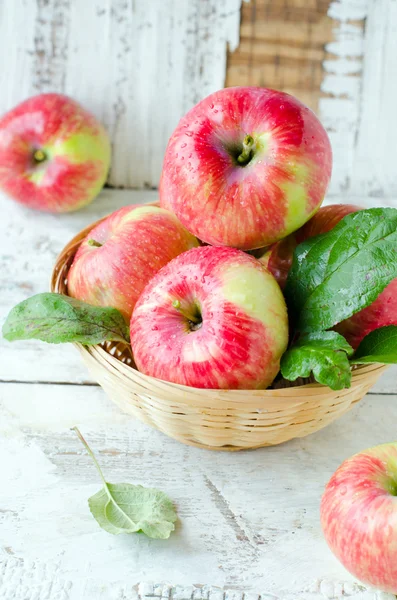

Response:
(2, 293), (130, 345)
(280, 331), (354, 390)
(351, 325), (397, 364)
(72, 427), (177, 539)
(285, 208), (397, 333)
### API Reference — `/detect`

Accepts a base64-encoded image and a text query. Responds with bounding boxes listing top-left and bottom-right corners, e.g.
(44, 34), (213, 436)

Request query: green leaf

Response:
(280, 331), (354, 390)
(72, 427), (177, 539)
(285, 208), (397, 333)
(2, 293), (130, 345)
(351, 325), (397, 364)
(88, 484), (177, 539)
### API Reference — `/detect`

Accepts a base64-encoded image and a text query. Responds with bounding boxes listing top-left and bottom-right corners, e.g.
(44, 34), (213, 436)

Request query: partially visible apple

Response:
(0, 93), (111, 212)
(260, 204), (361, 289)
(160, 86), (332, 250)
(68, 204), (199, 321)
(321, 442), (397, 593)
(130, 245), (288, 389)
(260, 203), (397, 348)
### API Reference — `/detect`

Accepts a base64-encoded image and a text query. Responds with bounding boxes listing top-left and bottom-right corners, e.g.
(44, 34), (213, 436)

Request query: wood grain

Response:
(0, 0), (244, 189)
(0, 0), (396, 201)
(226, 0), (397, 203)
(1, 381), (397, 598)
(226, 0), (334, 113)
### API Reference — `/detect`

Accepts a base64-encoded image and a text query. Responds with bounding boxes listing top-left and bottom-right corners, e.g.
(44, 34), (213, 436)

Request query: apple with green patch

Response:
(321, 442), (397, 593)
(68, 204), (199, 321)
(130, 245), (288, 389)
(160, 86), (332, 250)
(0, 93), (111, 212)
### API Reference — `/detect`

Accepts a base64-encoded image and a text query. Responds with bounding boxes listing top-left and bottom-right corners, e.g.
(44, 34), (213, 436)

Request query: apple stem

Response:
(87, 238), (103, 248)
(237, 134), (256, 165)
(172, 299), (201, 324)
(33, 149), (47, 163)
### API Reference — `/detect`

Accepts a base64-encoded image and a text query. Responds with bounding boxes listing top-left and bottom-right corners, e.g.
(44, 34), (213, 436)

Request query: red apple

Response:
(130, 245), (288, 389)
(68, 204), (199, 320)
(0, 93), (111, 212)
(160, 86), (332, 250)
(321, 442), (397, 593)
(260, 204), (397, 348)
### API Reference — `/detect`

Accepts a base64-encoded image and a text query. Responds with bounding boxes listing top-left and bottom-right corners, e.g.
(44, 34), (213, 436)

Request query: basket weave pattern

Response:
(51, 219), (388, 451)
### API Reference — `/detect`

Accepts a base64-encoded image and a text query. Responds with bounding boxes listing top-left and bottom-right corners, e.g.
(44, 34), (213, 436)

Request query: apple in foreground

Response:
(260, 204), (397, 348)
(68, 205), (199, 320)
(130, 245), (288, 389)
(321, 442), (397, 593)
(160, 86), (332, 250)
(0, 93), (111, 212)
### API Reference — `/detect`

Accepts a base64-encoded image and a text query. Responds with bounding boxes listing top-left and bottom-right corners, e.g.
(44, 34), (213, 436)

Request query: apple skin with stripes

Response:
(68, 204), (199, 321)
(130, 245), (288, 389)
(321, 442), (397, 594)
(160, 86), (332, 250)
(0, 93), (111, 212)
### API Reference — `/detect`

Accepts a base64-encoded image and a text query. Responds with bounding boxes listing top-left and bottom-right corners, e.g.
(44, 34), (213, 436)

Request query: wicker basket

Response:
(51, 218), (388, 451)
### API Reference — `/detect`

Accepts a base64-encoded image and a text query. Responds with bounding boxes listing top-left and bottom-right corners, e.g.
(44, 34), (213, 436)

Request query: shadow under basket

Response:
(51, 218), (388, 451)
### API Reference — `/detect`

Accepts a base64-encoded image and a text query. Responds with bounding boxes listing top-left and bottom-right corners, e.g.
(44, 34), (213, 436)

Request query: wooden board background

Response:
(0, 3), (397, 594)
(0, 0), (395, 202)
(1, 188), (397, 600)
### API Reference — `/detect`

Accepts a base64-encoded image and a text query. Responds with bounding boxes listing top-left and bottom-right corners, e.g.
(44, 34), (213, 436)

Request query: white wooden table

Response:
(1, 190), (396, 600)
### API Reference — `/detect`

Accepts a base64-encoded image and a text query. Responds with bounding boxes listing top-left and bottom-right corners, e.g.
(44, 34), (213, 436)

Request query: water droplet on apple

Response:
(185, 132), (193, 137)
(280, 104), (285, 110)
(152, 325), (159, 331)
(214, 109), (218, 113)
(210, 103), (214, 109)
(340, 486), (347, 496)
(181, 143), (187, 148)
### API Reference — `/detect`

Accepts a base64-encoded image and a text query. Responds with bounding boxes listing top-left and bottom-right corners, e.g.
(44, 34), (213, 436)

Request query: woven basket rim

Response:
(77, 342), (386, 396)
(51, 208), (388, 399)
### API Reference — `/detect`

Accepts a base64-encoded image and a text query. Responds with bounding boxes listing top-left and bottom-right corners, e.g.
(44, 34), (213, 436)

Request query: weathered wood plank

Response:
(350, 0), (397, 198)
(226, 0), (397, 202)
(226, 0), (334, 113)
(319, 0), (367, 196)
(1, 0), (397, 199)
(0, 0), (244, 189)
(318, 0), (397, 200)
(1, 382), (396, 597)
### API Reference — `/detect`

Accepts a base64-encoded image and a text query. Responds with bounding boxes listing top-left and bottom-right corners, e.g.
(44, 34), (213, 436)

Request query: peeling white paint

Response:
(0, 0), (244, 189)
(321, 0), (397, 202)
(0, 187), (396, 596)
(1, 382), (397, 598)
